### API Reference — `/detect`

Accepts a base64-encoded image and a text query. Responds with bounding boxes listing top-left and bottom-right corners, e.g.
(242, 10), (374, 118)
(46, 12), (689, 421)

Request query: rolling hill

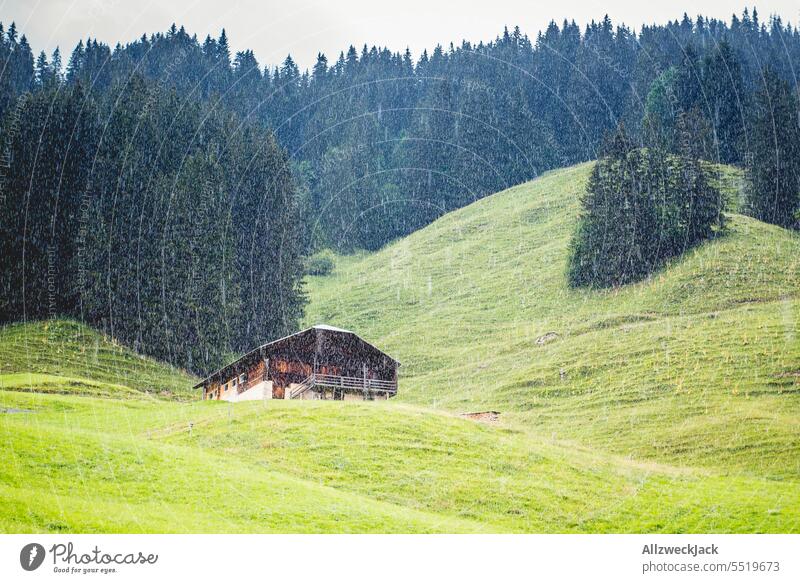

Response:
(0, 320), (196, 399)
(2, 162), (799, 533)
(305, 162), (800, 481)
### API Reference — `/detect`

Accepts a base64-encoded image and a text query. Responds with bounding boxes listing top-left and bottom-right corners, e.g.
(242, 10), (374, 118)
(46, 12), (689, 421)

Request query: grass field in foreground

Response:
(2, 392), (797, 533)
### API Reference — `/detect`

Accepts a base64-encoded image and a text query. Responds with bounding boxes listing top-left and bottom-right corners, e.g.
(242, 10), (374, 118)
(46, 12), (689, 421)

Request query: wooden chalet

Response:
(194, 325), (399, 401)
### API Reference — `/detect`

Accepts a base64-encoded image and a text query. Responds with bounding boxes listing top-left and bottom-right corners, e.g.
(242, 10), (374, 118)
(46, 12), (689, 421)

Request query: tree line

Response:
(3, 8), (798, 253)
(0, 28), (306, 375)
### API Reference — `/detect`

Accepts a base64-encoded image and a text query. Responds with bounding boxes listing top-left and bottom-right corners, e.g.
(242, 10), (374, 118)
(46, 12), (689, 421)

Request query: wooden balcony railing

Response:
(288, 373), (397, 399)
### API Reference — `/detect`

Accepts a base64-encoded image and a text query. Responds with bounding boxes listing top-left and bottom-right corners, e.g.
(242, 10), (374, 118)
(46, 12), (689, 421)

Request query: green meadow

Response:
(2, 163), (799, 532)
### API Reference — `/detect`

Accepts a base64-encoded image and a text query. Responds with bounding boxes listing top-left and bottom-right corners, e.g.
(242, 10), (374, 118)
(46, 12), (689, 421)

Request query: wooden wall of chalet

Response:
(314, 329), (395, 381)
(204, 380), (220, 400)
(269, 358), (312, 392)
(244, 359), (267, 391)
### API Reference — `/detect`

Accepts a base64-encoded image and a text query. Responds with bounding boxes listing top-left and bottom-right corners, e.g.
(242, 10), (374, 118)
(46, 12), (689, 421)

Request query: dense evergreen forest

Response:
(4, 8), (800, 248)
(0, 24), (306, 374)
(1, 7), (799, 371)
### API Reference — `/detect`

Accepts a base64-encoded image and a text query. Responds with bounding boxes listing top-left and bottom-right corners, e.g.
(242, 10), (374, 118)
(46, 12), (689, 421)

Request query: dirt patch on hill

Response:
(535, 332), (559, 345)
(460, 411), (500, 424)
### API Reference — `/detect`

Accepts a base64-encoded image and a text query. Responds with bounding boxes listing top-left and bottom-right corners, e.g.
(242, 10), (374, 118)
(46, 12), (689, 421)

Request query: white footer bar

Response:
(1, 534), (796, 582)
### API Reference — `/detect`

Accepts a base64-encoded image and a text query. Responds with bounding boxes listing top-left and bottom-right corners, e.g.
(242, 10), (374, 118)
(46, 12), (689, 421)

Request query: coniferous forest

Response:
(1, 8), (799, 373)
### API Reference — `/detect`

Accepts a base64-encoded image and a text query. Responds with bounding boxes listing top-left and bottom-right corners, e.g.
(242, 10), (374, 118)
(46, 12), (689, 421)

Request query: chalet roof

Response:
(193, 324), (399, 389)
(311, 323), (351, 333)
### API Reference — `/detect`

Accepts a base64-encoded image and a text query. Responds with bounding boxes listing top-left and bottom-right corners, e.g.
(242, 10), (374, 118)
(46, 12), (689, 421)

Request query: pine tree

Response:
(568, 127), (654, 287)
(66, 40), (84, 83)
(217, 28), (230, 66)
(51, 47), (62, 82)
(13, 34), (35, 91)
(35, 51), (51, 87)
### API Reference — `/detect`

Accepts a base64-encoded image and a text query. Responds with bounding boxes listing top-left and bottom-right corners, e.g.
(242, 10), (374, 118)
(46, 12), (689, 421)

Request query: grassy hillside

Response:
(2, 162), (799, 533)
(0, 320), (196, 399)
(0, 392), (481, 533)
(2, 391), (797, 532)
(305, 163), (800, 481)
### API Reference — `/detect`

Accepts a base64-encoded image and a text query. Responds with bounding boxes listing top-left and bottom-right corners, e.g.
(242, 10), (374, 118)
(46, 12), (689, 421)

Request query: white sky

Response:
(1, 0), (798, 69)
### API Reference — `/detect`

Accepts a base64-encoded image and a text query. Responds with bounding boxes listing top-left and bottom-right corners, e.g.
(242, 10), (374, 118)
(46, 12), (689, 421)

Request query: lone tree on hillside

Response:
(744, 68), (800, 229)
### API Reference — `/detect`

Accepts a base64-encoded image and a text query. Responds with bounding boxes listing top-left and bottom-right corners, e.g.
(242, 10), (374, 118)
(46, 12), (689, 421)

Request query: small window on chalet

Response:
(239, 373), (247, 384)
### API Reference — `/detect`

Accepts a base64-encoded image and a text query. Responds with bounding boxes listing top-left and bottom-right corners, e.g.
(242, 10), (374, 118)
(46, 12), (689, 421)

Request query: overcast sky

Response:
(2, 0), (798, 69)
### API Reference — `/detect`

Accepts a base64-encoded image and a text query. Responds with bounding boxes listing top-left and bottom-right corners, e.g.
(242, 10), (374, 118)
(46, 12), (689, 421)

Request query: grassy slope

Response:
(0, 320), (196, 398)
(0, 393), (481, 533)
(305, 163), (800, 482)
(2, 391), (797, 533)
(2, 162), (799, 533)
